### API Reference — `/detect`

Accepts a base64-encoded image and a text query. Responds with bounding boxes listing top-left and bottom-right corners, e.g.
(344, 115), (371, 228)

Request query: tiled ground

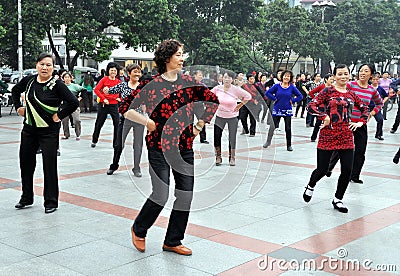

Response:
(0, 104), (399, 275)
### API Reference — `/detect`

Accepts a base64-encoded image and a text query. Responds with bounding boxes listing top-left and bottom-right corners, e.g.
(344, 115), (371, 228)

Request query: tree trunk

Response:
(384, 59), (392, 72)
(65, 26), (71, 71)
(277, 55), (284, 70)
(291, 55), (300, 71)
(69, 53), (79, 72)
(246, 51), (266, 72)
(350, 64), (356, 74)
(284, 49), (292, 69)
(46, 29), (63, 69)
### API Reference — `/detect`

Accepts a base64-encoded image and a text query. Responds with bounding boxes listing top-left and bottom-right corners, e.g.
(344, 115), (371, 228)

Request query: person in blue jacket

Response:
(263, 69), (303, 151)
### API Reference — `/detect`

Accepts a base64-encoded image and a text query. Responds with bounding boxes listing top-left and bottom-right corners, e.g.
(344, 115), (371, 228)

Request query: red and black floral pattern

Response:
(129, 74), (219, 152)
(307, 86), (369, 150)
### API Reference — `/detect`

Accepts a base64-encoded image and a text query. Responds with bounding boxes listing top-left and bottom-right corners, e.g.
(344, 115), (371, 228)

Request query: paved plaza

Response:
(0, 104), (399, 275)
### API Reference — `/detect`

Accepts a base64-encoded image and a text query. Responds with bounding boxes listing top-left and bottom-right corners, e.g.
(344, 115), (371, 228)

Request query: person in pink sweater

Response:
(91, 62), (121, 148)
(211, 71), (251, 166)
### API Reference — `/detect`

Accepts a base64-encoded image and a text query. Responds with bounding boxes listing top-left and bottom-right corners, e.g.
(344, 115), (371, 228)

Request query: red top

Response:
(94, 77), (121, 104)
(307, 86), (369, 150)
(309, 83), (326, 99)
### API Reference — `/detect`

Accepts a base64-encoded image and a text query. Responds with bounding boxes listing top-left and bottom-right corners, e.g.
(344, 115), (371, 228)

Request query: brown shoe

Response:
(131, 226), (145, 252)
(162, 244), (192, 256)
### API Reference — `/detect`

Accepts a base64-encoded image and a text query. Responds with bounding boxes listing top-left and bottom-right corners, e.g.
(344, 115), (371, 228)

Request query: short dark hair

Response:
(281, 69), (294, 83)
(106, 62), (120, 76)
(246, 73), (254, 79)
(313, 73), (321, 79)
(333, 64), (349, 75)
(276, 69), (284, 81)
(194, 70), (203, 76)
(222, 70), (236, 79)
(358, 63), (375, 76)
(154, 39), (183, 74)
(126, 63), (141, 74)
(62, 72), (73, 80)
(323, 73), (333, 81)
(36, 53), (55, 65)
(372, 73), (381, 79)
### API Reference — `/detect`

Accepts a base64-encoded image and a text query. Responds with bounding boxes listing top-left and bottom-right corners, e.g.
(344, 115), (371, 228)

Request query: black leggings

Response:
(91, 104), (119, 147)
(308, 149), (354, 200)
(295, 97), (307, 117)
(266, 116), (292, 147)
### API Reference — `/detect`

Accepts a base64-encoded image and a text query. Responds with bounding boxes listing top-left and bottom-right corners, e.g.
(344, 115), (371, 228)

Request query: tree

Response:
(197, 24), (248, 71)
(0, 5), (5, 40)
(259, 0), (311, 71)
(117, 0), (180, 50)
(0, 0), (43, 68)
(176, 0), (264, 68)
(22, 0), (122, 71)
(326, 0), (400, 71)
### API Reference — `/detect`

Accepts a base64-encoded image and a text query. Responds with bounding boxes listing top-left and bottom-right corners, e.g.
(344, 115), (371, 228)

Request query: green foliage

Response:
(259, 0), (307, 70)
(197, 24), (248, 71)
(0, 0), (399, 73)
(118, 0), (180, 49)
(176, 0), (265, 72)
(0, 6), (5, 39)
(0, 1), (43, 68)
(21, 0), (122, 71)
(327, 0), (400, 67)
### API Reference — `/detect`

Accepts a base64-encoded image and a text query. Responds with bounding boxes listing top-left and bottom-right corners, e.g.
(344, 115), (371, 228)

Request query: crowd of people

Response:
(7, 39), (400, 256)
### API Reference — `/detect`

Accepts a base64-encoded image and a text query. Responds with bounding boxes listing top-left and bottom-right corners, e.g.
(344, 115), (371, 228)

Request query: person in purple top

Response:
(263, 70), (303, 151)
(379, 71), (392, 120)
(370, 73), (388, 140)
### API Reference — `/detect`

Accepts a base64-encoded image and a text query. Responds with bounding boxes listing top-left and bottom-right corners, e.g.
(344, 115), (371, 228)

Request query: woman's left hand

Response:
(349, 121), (363, 131)
(367, 111), (376, 122)
(234, 103), (243, 112)
(193, 127), (200, 137)
(52, 113), (61, 122)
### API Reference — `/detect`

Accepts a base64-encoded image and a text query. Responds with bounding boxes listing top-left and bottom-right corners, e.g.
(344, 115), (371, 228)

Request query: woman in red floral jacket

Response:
(303, 64), (369, 213)
(124, 39), (219, 256)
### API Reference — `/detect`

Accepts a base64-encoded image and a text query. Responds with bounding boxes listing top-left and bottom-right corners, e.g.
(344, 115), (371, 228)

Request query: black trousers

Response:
(392, 101), (400, 131)
(84, 92), (93, 112)
(133, 149), (194, 246)
(92, 103), (119, 147)
(266, 116), (292, 147)
(199, 127), (207, 142)
(110, 115), (125, 170)
(239, 105), (256, 135)
(310, 119), (322, 141)
(328, 124), (368, 180)
(295, 97), (307, 117)
(308, 149), (354, 200)
(19, 125), (60, 208)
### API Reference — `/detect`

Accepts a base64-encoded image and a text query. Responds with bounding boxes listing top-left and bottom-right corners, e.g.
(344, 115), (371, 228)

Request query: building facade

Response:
(41, 25), (156, 73)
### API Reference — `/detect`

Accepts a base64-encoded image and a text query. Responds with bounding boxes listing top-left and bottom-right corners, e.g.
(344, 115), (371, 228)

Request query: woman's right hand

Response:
(17, 107), (25, 117)
(103, 86), (109, 94)
(146, 119), (156, 133)
(320, 116), (330, 129)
